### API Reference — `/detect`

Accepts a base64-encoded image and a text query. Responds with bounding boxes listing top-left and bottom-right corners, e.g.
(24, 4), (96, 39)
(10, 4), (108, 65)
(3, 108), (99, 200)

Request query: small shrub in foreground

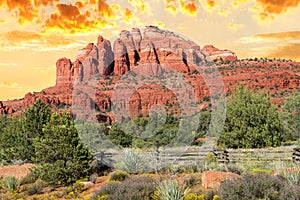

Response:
(1, 176), (18, 192)
(108, 170), (129, 182)
(218, 173), (300, 200)
(92, 176), (156, 200)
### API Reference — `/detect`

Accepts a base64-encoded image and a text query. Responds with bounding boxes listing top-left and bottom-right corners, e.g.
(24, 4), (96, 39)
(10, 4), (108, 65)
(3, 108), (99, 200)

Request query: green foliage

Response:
(251, 168), (272, 175)
(0, 115), (8, 132)
(281, 92), (300, 141)
(154, 180), (186, 200)
(185, 193), (204, 200)
(280, 170), (300, 186)
(218, 173), (300, 200)
(218, 85), (284, 148)
(32, 112), (93, 185)
(108, 123), (133, 147)
(109, 170), (130, 182)
(0, 99), (51, 162)
(26, 179), (46, 195)
(1, 176), (18, 192)
(118, 150), (145, 174)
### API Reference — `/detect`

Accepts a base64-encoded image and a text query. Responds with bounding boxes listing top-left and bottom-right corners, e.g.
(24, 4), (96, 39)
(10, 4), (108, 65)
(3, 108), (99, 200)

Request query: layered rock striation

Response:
(2, 26), (300, 122)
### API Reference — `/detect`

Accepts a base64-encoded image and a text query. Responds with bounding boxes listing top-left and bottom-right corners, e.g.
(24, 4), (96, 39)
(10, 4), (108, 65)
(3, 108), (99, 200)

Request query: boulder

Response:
(201, 170), (240, 189)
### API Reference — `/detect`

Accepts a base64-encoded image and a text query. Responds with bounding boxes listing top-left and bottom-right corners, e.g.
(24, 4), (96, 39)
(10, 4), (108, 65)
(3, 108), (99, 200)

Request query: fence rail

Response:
(94, 145), (300, 167)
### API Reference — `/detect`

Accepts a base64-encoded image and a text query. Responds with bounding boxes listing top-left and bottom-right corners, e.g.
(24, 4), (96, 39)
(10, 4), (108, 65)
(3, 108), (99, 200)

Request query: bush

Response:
(26, 179), (46, 195)
(92, 176), (156, 200)
(218, 173), (300, 200)
(1, 176), (18, 192)
(185, 193), (204, 200)
(119, 150), (145, 174)
(109, 170), (130, 182)
(154, 180), (186, 200)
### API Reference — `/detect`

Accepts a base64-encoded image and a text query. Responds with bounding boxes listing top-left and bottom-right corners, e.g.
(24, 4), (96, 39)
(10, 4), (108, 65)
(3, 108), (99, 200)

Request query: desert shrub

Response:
(204, 190), (217, 200)
(220, 163), (243, 175)
(89, 173), (99, 183)
(109, 170), (130, 182)
(26, 179), (46, 195)
(185, 193), (204, 200)
(203, 153), (217, 164)
(1, 176), (18, 192)
(92, 176), (156, 200)
(218, 173), (300, 200)
(281, 170), (300, 186)
(154, 180), (186, 200)
(119, 150), (145, 174)
(251, 168), (272, 175)
(19, 172), (37, 185)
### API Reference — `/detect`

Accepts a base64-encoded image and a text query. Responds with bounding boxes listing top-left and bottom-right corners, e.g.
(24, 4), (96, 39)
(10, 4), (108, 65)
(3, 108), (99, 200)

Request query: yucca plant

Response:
(1, 176), (18, 192)
(154, 180), (187, 200)
(119, 149), (145, 174)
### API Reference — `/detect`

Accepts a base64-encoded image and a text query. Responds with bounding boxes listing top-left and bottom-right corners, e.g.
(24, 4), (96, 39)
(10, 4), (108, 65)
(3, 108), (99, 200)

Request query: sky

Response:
(0, 0), (300, 100)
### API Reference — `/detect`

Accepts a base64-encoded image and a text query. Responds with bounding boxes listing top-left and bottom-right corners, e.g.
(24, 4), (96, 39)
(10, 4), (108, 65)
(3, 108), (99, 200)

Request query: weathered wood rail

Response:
(94, 145), (300, 167)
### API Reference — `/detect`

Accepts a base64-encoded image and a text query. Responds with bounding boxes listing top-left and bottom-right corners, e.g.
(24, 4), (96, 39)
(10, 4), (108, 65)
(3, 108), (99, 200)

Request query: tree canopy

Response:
(281, 91), (300, 141)
(218, 85), (284, 148)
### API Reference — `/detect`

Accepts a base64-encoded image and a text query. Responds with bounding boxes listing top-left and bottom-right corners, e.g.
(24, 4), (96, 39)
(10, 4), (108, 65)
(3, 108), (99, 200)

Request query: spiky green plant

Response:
(1, 176), (18, 192)
(119, 149), (145, 174)
(154, 180), (187, 200)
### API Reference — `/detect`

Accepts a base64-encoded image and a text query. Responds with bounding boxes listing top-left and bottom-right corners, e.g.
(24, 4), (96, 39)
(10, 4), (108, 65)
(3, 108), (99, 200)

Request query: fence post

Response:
(292, 148), (300, 162)
(213, 149), (229, 163)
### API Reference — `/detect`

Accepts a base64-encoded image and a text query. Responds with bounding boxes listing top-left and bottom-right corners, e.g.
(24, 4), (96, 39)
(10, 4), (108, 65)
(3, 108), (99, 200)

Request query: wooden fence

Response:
(94, 145), (300, 167)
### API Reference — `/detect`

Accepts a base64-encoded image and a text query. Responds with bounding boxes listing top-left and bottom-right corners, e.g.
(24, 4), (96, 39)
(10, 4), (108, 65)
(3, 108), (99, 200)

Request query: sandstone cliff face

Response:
(113, 38), (130, 75)
(2, 26), (300, 122)
(202, 45), (237, 62)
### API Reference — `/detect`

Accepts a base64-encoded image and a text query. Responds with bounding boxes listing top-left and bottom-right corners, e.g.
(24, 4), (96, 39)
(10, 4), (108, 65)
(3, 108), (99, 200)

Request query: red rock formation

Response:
(202, 45), (237, 62)
(119, 30), (139, 67)
(2, 26), (300, 123)
(113, 38), (129, 75)
(202, 170), (240, 189)
(97, 35), (114, 76)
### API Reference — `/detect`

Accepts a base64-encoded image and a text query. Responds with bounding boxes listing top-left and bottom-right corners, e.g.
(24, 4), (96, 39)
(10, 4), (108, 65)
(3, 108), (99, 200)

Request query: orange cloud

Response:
(179, 0), (198, 16)
(44, 3), (107, 34)
(255, 31), (300, 40)
(218, 9), (230, 16)
(156, 21), (165, 27)
(124, 8), (133, 23)
(252, 0), (300, 21)
(128, 0), (150, 13)
(0, 81), (22, 89)
(1, 30), (82, 50)
(0, 0), (58, 24)
(228, 23), (244, 31)
(98, 0), (118, 19)
(267, 43), (300, 61)
(231, 0), (248, 7)
(165, 4), (178, 14)
(205, 0), (218, 11)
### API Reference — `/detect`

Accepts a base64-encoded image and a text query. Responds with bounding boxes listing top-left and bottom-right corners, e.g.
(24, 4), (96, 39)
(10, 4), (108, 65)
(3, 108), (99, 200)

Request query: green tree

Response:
(33, 112), (93, 185)
(22, 99), (51, 138)
(0, 115), (8, 133)
(0, 116), (30, 162)
(218, 85), (283, 148)
(281, 92), (300, 141)
(108, 123), (133, 147)
(0, 99), (51, 163)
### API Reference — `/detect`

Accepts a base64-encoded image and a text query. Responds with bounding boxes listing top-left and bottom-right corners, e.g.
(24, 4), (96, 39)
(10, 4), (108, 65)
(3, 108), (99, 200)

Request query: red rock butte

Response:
(1, 26), (300, 123)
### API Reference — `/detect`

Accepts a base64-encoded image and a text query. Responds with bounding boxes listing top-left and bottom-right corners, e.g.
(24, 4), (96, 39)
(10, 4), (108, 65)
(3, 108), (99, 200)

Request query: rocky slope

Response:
(1, 26), (300, 122)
